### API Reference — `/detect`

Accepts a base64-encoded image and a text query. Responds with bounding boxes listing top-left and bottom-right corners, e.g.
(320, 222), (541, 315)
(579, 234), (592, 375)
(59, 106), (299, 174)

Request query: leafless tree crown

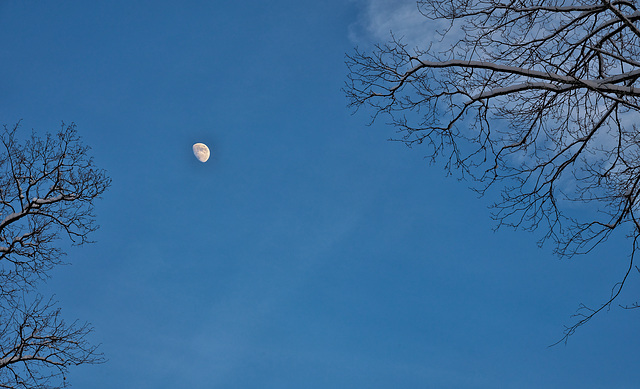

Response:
(0, 122), (109, 387)
(0, 123), (110, 296)
(346, 0), (640, 343)
(0, 296), (103, 389)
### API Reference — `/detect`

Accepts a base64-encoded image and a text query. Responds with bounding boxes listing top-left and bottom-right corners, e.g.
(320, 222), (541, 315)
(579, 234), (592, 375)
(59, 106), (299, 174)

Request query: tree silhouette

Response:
(346, 0), (640, 343)
(0, 122), (110, 387)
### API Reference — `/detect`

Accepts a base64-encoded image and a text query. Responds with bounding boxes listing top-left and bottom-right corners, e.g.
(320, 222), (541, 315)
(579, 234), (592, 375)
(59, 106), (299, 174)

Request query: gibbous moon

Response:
(192, 143), (210, 163)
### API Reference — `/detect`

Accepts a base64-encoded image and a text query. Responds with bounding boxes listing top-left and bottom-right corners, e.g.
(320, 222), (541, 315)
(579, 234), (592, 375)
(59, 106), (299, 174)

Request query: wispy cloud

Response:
(348, 0), (464, 58)
(348, 0), (435, 47)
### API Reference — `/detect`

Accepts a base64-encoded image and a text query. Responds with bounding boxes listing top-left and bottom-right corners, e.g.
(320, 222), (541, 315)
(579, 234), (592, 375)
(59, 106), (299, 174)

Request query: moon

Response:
(192, 143), (210, 163)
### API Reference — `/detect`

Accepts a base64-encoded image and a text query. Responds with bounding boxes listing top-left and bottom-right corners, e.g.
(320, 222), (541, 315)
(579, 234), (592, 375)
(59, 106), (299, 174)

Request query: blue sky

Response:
(1, 1), (639, 388)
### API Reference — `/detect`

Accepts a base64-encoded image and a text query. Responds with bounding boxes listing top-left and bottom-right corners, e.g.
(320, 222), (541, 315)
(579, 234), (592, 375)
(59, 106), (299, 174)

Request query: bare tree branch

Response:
(0, 122), (110, 387)
(345, 0), (640, 342)
(0, 296), (104, 389)
(0, 122), (110, 298)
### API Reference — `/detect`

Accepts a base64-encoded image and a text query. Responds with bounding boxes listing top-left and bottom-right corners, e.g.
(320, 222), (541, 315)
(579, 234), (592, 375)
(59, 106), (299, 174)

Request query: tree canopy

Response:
(0, 122), (110, 388)
(346, 0), (640, 343)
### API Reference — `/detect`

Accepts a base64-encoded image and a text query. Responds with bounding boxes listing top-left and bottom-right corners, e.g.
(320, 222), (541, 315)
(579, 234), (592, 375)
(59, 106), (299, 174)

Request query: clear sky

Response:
(1, 1), (639, 388)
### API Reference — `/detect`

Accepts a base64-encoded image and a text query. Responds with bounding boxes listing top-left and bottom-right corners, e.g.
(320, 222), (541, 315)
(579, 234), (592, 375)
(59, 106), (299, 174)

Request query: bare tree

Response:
(346, 0), (640, 343)
(0, 296), (102, 389)
(0, 122), (110, 387)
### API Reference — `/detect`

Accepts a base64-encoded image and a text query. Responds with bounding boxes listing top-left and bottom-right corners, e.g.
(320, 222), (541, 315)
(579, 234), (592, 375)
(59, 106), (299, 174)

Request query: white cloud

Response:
(348, 0), (465, 57)
(348, 0), (434, 46)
